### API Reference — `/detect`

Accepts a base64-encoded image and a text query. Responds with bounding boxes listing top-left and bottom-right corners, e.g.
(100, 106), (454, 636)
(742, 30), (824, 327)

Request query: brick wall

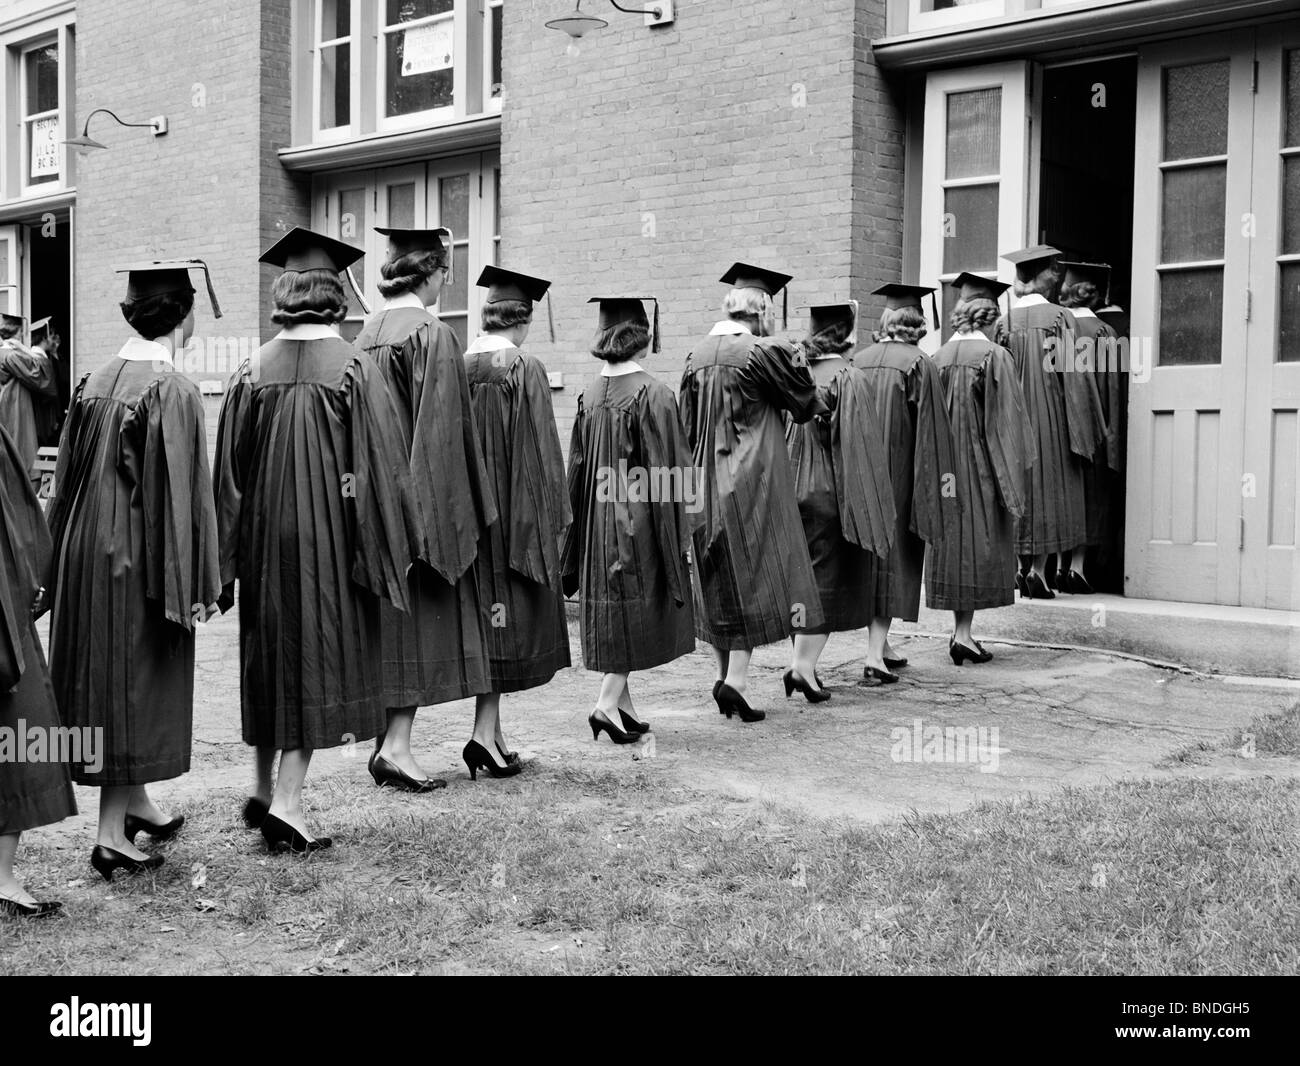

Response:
(500, 0), (900, 446)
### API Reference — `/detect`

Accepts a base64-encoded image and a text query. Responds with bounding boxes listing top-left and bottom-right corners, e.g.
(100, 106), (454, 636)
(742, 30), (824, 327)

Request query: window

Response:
(486, 0), (504, 110)
(22, 41), (61, 190)
(312, 152), (500, 346)
(316, 0), (352, 133)
(1280, 49), (1300, 362)
(382, 0), (455, 125)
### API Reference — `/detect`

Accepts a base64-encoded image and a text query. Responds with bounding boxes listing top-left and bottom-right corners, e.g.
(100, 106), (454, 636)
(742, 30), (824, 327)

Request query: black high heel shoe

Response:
(1015, 571), (1029, 597)
(1063, 569), (1094, 595)
(617, 710), (652, 735)
(261, 813), (331, 854)
(589, 710), (640, 744)
(368, 752), (447, 793)
(783, 669), (831, 703)
(0, 896), (62, 919)
(863, 666), (900, 685)
(1024, 572), (1056, 600)
(242, 797), (269, 829)
(90, 845), (165, 882)
(463, 739), (525, 780)
(884, 656), (908, 670)
(123, 813), (185, 845)
(715, 683), (765, 723)
(949, 638), (993, 666)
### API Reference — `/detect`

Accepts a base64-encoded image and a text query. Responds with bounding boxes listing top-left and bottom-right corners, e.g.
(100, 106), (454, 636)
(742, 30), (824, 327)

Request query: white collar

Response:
(465, 334), (517, 355)
(382, 292), (427, 312)
(1098, 305), (1124, 314)
(709, 320), (752, 337)
(117, 336), (173, 366)
(1071, 307), (1097, 319)
(956, 330), (990, 342)
(275, 323), (340, 341)
(1015, 293), (1049, 308)
(601, 360), (645, 378)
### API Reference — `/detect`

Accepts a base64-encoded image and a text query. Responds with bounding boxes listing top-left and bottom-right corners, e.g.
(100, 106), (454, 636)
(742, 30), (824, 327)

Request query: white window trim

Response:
(377, 5), (458, 133)
(484, 0), (503, 115)
(311, 0), (356, 142)
(907, 0), (1007, 35)
(19, 35), (61, 197)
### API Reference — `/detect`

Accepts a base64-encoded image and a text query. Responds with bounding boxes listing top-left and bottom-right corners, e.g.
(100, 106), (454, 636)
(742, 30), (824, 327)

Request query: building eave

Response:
(278, 115), (502, 173)
(0, 187), (74, 224)
(872, 0), (1300, 71)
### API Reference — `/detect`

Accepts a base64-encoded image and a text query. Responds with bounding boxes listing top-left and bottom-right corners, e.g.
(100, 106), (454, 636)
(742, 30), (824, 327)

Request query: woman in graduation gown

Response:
(0, 423), (75, 917)
(562, 297), (697, 742)
(215, 228), (413, 852)
(462, 266), (570, 779)
(996, 246), (1107, 600)
(354, 228), (497, 793)
(679, 264), (825, 723)
(783, 302), (896, 700)
(1058, 261), (1123, 594)
(47, 262), (222, 881)
(0, 315), (58, 479)
(926, 274), (1035, 662)
(849, 284), (958, 684)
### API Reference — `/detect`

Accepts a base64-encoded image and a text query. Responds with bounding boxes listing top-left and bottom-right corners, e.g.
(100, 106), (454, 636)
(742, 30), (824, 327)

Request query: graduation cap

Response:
(375, 227), (454, 284)
(951, 272), (1012, 302)
(1060, 261), (1112, 300)
(0, 311), (24, 330)
(1001, 244), (1062, 280)
(29, 317), (52, 343)
(261, 226), (369, 315)
(720, 262), (794, 329)
(589, 296), (660, 354)
(873, 282), (939, 331)
(806, 301), (859, 348)
(116, 260), (223, 319)
(477, 265), (556, 342)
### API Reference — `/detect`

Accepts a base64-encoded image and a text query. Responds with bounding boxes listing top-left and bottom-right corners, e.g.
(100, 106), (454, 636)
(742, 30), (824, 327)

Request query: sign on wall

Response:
(31, 117), (61, 179)
(402, 21), (454, 76)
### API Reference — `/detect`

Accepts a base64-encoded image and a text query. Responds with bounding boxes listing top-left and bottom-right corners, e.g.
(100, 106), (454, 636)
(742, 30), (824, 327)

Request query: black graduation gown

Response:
(355, 307), (497, 707)
(996, 300), (1107, 554)
(785, 356), (897, 634)
(0, 424), (75, 835)
(214, 336), (412, 750)
(561, 368), (697, 672)
(926, 337), (1036, 611)
(464, 342), (571, 693)
(0, 342), (56, 476)
(47, 357), (221, 785)
(679, 328), (825, 649)
(848, 341), (959, 622)
(1071, 311), (1123, 549)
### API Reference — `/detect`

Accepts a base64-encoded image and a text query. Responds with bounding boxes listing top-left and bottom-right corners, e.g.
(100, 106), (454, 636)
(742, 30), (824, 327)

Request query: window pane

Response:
(1161, 164), (1226, 263)
(385, 33), (453, 117)
(1283, 156), (1300, 256)
(943, 183), (999, 273)
(945, 88), (1000, 180)
(387, 182), (416, 229)
(0, 237), (10, 289)
(443, 245), (469, 312)
(1159, 268), (1223, 366)
(1163, 60), (1230, 160)
(320, 43), (350, 128)
(25, 45), (59, 115)
(491, 4), (503, 99)
(337, 188), (367, 318)
(439, 174), (470, 237)
(387, 0), (453, 24)
(322, 0), (350, 40)
(1281, 263), (1300, 363)
(493, 167), (501, 236)
(1286, 50), (1299, 148)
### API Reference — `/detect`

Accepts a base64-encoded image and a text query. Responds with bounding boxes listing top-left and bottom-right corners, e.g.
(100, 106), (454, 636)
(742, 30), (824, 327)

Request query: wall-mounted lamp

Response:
(546, 1), (674, 56)
(63, 109), (169, 154)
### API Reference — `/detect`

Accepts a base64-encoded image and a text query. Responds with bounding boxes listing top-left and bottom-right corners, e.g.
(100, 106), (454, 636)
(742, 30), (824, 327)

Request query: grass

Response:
(2, 767), (1298, 975)
(1160, 699), (1300, 766)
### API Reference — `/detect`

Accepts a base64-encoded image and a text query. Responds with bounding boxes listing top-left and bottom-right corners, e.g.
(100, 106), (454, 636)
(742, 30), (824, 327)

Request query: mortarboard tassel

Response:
(930, 291), (940, 333)
(546, 291), (556, 343)
(196, 260), (223, 319)
(782, 287), (789, 331)
(651, 298), (661, 354)
(345, 266), (371, 316)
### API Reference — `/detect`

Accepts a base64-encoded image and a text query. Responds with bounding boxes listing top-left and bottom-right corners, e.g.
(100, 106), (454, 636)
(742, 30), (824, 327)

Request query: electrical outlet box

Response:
(646, 0), (674, 28)
(548, 371), (564, 390)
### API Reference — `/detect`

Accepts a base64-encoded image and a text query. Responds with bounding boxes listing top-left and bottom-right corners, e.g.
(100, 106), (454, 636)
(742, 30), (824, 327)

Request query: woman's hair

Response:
(376, 248), (449, 298)
(804, 319), (855, 358)
(481, 299), (533, 333)
(722, 287), (773, 334)
(872, 304), (928, 345)
(1059, 281), (1101, 310)
(951, 297), (1000, 334)
(1014, 264), (1060, 300)
(120, 291), (195, 339)
(0, 321), (20, 341)
(591, 321), (650, 364)
(271, 269), (348, 326)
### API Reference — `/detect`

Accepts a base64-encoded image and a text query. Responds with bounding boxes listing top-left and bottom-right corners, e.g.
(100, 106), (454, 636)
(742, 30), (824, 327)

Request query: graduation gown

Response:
(680, 324), (825, 649)
(464, 338), (571, 693)
(785, 355), (897, 634)
(214, 328), (412, 750)
(0, 341), (56, 476)
(0, 424), (75, 835)
(926, 335), (1035, 611)
(1072, 309), (1123, 549)
(561, 366), (697, 673)
(46, 346), (221, 785)
(996, 297), (1106, 554)
(848, 341), (958, 623)
(355, 301), (497, 707)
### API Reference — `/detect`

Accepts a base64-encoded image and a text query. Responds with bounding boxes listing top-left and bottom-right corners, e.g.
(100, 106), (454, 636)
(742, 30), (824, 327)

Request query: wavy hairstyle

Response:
(271, 269), (348, 326)
(1059, 281), (1101, 311)
(804, 319), (855, 358)
(951, 297), (1000, 334)
(120, 291), (195, 340)
(591, 321), (651, 364)
(376, 248), (449, 299)
(482, 299), (533, 333)
(872, 304), (928, 345)
(722, 287), (774, 336)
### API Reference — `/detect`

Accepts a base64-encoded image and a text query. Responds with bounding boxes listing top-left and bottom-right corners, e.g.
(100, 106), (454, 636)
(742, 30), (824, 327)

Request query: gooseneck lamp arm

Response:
(80, 108), (162, 135)
(607, 1), (664, 14)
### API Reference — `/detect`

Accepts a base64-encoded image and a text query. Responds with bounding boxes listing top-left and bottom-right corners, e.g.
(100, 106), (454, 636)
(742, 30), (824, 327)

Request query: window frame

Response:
(311, 0), (356, 140)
